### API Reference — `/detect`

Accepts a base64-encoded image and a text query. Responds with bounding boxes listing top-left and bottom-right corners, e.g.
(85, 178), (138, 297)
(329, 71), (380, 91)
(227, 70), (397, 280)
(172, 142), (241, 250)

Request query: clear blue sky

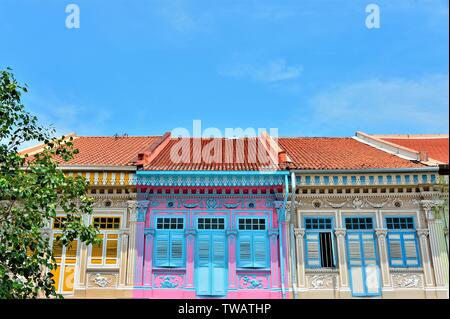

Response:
(0, 0), (448, 138)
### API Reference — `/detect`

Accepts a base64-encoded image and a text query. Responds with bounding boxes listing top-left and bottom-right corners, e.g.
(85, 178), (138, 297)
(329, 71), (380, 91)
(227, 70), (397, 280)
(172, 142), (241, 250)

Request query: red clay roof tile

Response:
(144, 138), (279, 171)
(278, 137), (424, 170)
(380, 138), (449, 164)
(56, 136), (161, 166)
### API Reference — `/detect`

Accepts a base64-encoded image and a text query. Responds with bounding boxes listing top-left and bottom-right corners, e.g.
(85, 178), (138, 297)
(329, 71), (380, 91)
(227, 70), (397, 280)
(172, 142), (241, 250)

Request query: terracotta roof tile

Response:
(278, 137), (424, 170)
(144, 138), (278, 171)
(56, 136), (161, 166)
(380, 138), (449, 164)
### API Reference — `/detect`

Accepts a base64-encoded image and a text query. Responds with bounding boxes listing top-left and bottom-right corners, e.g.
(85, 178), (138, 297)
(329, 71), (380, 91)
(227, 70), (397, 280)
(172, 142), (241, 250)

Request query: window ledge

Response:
(305, 268), (339, 274)
(390, 268), (423, 273)
(86, 266), (120, 271)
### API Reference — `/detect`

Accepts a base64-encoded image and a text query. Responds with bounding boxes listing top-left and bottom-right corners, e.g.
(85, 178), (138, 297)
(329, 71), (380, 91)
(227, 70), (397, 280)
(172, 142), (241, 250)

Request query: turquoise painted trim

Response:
(278, 174), (288, 299)
(236, 216), (270, 269)
(291, 167), (439, 173)
(384, 215), (421, 268)
(137, 170), (289, 175)
(345, 216), (382, 297)
(303, 216), (337, 269)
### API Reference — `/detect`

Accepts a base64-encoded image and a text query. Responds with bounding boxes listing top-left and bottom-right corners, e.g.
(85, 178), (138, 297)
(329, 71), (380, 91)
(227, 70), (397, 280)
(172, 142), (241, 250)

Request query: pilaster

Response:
(375, 228), (392, 288)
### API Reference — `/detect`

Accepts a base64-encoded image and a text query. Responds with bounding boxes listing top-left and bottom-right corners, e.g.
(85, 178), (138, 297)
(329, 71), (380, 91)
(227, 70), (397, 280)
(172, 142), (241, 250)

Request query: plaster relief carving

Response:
(88, 273), (118, 288)
(352, 197), (364, 209)
(308, 274), (335, 289)
(325, 200), (348, 208)
(392, 274), (422, 288)
(365, 198), (389, 208)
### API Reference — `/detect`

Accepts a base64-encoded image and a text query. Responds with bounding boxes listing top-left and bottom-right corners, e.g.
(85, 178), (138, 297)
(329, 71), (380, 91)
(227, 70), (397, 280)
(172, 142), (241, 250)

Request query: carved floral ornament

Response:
(297, 197), (408, 209)
(294, 228), (305, 239)
(392, 273), (422, 288)
(92, 273), (113, 288)
(375, 228), (388, 238)
(416, 229), (429, 237)
(309, 274), (335, 289)
(334, 229), (346, 237)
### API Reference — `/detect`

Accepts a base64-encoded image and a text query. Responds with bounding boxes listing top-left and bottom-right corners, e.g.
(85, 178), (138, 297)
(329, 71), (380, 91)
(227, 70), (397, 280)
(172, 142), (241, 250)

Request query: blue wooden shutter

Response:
(403, 233), (419, 267)
(170, 233), (184, 267)
(238, 234), (252, 268)
(305, 233), (321, 267)
(196, 234), (211, 295)
(387, 233), (403, 266)
(361, 233), (380, 295)
(155, 233), (170, 267)
(347, 234), (364, 295)
(253, 234), (268, 268)
(212, 234), (226, 295)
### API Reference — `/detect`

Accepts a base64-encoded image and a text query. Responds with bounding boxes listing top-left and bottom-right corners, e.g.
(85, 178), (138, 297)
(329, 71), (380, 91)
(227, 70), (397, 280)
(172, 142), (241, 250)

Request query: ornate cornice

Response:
(136, 174), (285, 187)
(294, 228), (305, 239)
(184, 229), (197, 238)
(226, 229), (238, 238)
(144, 229), (155, 237)
(416, 229), (429, 237)
(334, 228), (346, 237)
(375, 228), (388, 238)
(268, 229), (279, 238)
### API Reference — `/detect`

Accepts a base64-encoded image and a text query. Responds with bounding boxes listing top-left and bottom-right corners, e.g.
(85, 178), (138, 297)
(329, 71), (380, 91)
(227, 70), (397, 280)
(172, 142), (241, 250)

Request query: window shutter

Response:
(253, 234), (268, 268)
(305, 233), (321, 267)
(170, 233), (184, 267)
(198, 236), (210, 267)
(155, 233), (170, 267)
(238, 234), (252, 268)
(403, 233), (419, 266)
(347, 234), (362, 266)
(212, 236), (226, 268)
(362, 234), (376, 261)
(387, 233), (403, 266)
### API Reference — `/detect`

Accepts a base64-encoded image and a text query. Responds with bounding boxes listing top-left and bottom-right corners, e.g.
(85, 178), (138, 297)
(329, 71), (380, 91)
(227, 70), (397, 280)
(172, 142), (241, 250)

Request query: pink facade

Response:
(132, 184), (289, 299)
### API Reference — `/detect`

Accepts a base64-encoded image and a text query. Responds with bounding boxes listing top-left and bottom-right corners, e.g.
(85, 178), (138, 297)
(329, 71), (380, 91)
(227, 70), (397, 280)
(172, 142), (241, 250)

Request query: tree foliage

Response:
(0, 68), (98, 298)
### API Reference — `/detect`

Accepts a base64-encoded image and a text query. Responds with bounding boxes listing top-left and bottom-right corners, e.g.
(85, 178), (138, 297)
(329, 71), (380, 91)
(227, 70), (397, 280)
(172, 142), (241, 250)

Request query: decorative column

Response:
(118, 230), (129, 287)
(226, 229), (238, 289)
(184, 229), (196, 289)
(76, 215), (90, 288)
(134, 200), (149, 286)
(294, 228), (306, 290)
(143, 229), (155, 286)
(274, 200), (289, 292)
(269, 229), (280, 288)
(375, 228), (392, 289)
(334, 228), (350, 292)
(420, 200), (448, 288)
(416, 229), (434, 288)
(126, 200), (138, 286)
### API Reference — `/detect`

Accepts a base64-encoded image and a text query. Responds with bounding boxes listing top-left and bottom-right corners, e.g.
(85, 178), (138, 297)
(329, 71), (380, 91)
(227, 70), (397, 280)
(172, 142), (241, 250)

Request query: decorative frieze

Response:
(154, 274), (184, 289)
(238, 275), (269, 289)
(87, 272), (118, 288)
(306, 274), (338, 289)
(136, 173), (285, 187)
(391, 273), (423, 288)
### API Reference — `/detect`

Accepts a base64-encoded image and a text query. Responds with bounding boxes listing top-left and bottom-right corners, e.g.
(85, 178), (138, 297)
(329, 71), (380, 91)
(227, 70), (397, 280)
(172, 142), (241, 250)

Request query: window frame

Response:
(236, 216), (270, 269)
(50, 214), (80, 294)
(303, 216), (337, 269)
(384, 216), (421, 268)
(153, 216), (186, 268)
(88, 215), (122, 268)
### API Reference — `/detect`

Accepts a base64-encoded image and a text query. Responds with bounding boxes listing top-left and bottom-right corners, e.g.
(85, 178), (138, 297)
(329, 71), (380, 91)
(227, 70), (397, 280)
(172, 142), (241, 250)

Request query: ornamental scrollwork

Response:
(310, 274), (335, 289)
(392, 274), (422, 288)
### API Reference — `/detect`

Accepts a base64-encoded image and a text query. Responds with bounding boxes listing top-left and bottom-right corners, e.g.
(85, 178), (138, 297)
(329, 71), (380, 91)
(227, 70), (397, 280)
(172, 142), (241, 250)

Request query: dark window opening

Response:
(319, 232), (335, 268)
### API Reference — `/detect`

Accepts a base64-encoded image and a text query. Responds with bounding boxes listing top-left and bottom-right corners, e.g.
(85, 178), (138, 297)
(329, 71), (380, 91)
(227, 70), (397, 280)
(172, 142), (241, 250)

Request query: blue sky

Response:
(0, 0), (448, 138)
